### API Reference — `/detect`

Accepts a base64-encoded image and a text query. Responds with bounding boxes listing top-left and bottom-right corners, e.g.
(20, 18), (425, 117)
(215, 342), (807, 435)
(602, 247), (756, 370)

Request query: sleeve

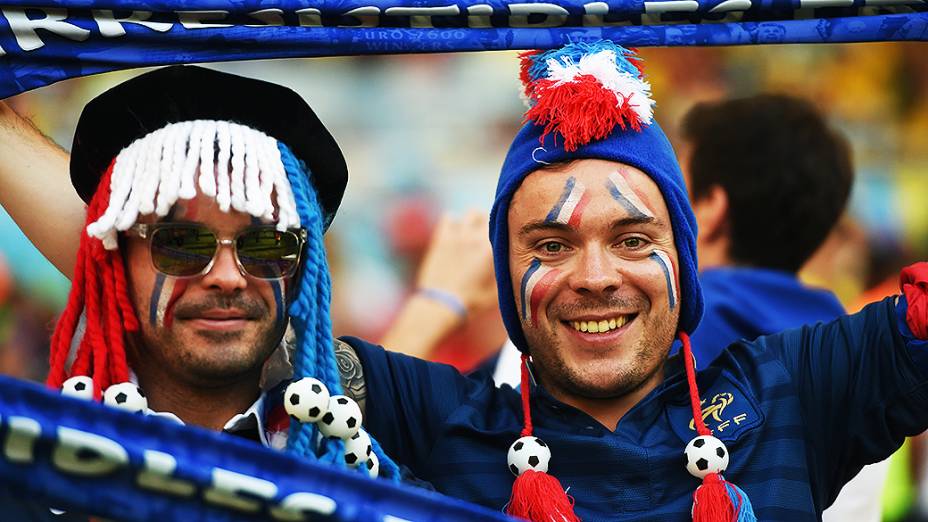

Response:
(755, 294), (928, 507)
(342, 336), (478, 474)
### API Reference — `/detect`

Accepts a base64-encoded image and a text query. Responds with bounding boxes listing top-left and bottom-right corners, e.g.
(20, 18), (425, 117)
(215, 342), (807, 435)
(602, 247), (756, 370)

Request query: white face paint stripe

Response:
(650, 250), (678, 310)
(552, 179), (587, 224)
(608, 171), (653, 219)
(155, 277), (176, 328)
(522, 262), (554, 324)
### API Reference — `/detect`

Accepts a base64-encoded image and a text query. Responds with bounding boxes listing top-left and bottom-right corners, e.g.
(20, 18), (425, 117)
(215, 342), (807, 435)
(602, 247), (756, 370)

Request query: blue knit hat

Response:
(489, 42), (704, 353)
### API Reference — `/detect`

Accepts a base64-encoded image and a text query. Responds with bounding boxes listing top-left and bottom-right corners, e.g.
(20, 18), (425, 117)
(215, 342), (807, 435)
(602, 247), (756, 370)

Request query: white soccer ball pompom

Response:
(61, 375), (94, 401)
(318, 395), (362, 439)
(284, 377), (330, 423)
(344, 429), (373, 467)
(103, 382), (148, 413)
(365, 452), (380, 478)
(507, 436), (551, 476)
(684, 435), (729, 479)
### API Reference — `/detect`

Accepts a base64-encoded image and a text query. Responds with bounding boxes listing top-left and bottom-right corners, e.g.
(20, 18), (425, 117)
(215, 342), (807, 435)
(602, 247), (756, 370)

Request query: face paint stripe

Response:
(618, 169), (656, 217)
(162, 280), (188, 329)
(567, 190), (591, 228)
(650, 251), (677, 310)
(529, 268), (560, 328)
(545, 176), (577, 223)
(522, 264), (554, 324)
(519, 259), (542, 322)
(554, 179), (588, 225)
(155, 277), (177, 328)
(271, 279), (284, 326)
(149, 273), (167, 326)
(607, 172), (652, 219)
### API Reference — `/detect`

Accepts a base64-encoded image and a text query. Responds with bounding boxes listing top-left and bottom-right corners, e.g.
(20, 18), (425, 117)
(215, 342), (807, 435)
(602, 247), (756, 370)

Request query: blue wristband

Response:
(418, 288), (467, 318)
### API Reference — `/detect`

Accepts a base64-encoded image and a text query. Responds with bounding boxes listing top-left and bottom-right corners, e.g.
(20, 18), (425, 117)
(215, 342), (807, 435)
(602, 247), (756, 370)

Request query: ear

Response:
(692, 184), (729, 244)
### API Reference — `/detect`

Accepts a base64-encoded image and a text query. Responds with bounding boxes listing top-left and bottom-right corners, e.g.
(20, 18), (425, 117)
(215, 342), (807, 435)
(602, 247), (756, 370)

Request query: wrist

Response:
(416, 287), (467, 319)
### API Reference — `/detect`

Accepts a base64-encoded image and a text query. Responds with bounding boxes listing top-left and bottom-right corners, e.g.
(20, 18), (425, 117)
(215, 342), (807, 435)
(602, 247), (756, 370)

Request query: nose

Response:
(199, 242), (247, 293)
(567, 245), (622, 296)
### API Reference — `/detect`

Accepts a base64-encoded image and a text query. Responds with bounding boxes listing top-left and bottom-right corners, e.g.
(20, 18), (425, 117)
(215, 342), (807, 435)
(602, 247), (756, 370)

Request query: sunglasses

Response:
(128, 223), (307, 280)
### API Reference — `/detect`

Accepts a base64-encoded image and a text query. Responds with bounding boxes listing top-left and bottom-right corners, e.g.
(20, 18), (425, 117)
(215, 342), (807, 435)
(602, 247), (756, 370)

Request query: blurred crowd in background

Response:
(1, 42), (927, 519)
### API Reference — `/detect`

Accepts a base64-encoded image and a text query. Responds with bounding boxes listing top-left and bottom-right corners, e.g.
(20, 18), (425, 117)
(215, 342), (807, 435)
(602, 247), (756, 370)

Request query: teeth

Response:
(570, 316), (630, 334)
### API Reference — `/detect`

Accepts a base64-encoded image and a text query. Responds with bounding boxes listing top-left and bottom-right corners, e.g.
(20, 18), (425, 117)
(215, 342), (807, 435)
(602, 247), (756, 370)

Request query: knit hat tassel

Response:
(681, 332), (757, 522)
(508, 470), (581, 522)
(506, 354), (581, 522)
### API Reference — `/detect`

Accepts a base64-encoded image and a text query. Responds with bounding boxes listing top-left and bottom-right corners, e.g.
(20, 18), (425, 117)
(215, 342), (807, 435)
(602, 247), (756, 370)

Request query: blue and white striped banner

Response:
(0, 0), (926, 98)
(0, 374), (516, 522)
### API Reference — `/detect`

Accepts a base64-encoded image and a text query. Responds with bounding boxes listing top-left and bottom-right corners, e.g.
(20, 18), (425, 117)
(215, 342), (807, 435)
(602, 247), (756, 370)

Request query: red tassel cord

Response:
(681, 332), (756, 522)
(506, 354), (582, 522)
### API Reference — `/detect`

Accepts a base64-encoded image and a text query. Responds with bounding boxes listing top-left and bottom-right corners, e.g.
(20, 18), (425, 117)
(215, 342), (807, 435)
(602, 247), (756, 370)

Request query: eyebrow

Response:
(517, 216), (665, 237)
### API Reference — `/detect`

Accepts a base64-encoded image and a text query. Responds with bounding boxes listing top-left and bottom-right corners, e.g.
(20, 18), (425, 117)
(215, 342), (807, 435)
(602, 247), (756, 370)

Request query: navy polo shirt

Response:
(347, 296), (928, 521)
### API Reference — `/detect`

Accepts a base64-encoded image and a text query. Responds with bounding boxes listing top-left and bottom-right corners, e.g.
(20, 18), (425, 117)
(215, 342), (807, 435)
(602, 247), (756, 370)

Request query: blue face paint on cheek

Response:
(649, 251), (678, 310)
(270, 279), (285, 326)
(149, 273), (167, 326)
(519, 259), (542, 322)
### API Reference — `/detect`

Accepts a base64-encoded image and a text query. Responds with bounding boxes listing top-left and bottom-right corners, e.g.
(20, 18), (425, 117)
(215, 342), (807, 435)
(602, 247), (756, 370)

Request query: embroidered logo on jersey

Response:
(688, 392), (735, 431)
(667, 371), (763, 443)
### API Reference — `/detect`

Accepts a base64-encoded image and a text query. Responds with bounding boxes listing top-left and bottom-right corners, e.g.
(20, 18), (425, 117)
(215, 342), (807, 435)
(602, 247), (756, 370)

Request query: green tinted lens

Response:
(236, 228), (302, 279)
(150, 226), (217, 276)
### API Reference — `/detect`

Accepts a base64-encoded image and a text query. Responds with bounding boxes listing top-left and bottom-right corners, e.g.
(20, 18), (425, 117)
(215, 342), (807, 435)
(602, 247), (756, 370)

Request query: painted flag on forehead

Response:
(0, 0), (927, 98)
(0, 374), (516, 522)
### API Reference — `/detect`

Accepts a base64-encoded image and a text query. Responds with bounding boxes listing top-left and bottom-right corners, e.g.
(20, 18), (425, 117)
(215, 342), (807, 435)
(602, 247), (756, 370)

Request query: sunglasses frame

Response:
(128, 223), (308, 280)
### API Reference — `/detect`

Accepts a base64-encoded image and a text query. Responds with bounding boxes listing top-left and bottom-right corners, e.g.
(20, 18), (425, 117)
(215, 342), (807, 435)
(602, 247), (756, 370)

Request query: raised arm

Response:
(756, 263), (928, 507)
(0, 100), (84, 278)
(379, 211), (498, 359)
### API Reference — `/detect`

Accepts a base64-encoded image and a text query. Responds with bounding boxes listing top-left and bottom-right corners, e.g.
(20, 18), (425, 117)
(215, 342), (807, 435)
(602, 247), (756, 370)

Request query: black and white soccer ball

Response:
(344, 429), (372, 467)
(61, 375), (94, 401)
(684, 435), (729, 479)
(284, 377), (330, 424)
(103, 382), (148, 414)
(365, 452), (380, 478)
(318, 395), (362, 440)
(507, 435), (551, 476)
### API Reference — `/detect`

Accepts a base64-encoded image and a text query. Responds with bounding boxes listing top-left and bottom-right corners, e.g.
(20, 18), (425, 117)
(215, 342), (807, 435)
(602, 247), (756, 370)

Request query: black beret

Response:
(70, 65), (347, 227)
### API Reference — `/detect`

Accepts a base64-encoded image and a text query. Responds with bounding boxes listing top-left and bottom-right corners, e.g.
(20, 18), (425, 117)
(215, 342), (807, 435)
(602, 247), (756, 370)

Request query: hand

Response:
(415, 210), (497, 316)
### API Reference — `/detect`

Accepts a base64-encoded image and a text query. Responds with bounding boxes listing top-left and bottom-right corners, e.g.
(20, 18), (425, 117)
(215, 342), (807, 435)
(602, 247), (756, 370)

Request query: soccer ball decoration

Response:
(103, 382), (148, 413)
(344, 429), (373, 467)
(61, 375), (94, 400)
(318, 395), (362, 440)
(365, 452), (380, 478)
(284, 377), (330, 423)
(507, 436), (551, 476)
(684, 435), (729, 479)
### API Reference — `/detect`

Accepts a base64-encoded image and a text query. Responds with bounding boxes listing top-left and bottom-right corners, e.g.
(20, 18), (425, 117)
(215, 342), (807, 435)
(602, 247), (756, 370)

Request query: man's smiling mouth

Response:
(567, 314), (636, 334)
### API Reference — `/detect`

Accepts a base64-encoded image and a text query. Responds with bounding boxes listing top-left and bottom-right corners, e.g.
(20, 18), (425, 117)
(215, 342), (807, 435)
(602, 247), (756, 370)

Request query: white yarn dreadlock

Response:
(85, 120), (301, 250)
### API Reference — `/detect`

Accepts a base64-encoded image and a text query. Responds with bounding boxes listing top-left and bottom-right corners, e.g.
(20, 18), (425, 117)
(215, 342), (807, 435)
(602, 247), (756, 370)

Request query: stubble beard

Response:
(134, 297), (285, 387)
(525, 296), (678, 401)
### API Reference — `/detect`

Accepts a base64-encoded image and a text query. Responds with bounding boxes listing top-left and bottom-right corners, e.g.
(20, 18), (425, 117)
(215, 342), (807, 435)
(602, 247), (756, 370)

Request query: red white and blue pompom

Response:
(520, 41), (654, 152)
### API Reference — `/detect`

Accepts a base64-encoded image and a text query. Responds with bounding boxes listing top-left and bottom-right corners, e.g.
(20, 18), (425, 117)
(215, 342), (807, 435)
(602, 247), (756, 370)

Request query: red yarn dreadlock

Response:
(47, 160), (139, 400)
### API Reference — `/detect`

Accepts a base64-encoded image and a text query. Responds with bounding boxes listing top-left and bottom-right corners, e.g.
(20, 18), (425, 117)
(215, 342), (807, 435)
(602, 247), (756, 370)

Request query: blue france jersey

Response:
(348, 296), (928, 521)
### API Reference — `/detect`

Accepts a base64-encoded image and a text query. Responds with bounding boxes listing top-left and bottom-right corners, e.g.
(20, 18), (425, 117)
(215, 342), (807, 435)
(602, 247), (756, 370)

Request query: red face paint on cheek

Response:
(161, 279), (189, 329)
(520, 259), (561, 328)
(529, 268), (561, 328)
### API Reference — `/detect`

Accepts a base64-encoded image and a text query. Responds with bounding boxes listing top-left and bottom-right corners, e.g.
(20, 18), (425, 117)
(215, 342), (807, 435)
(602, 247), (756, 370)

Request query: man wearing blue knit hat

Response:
(345, 42), (928, 522)
(2, 43), (928, 522)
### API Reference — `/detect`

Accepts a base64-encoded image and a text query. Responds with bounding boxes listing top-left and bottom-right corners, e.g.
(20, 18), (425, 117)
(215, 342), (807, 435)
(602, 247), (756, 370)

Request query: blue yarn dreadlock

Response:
(279, 143), (400, 481)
